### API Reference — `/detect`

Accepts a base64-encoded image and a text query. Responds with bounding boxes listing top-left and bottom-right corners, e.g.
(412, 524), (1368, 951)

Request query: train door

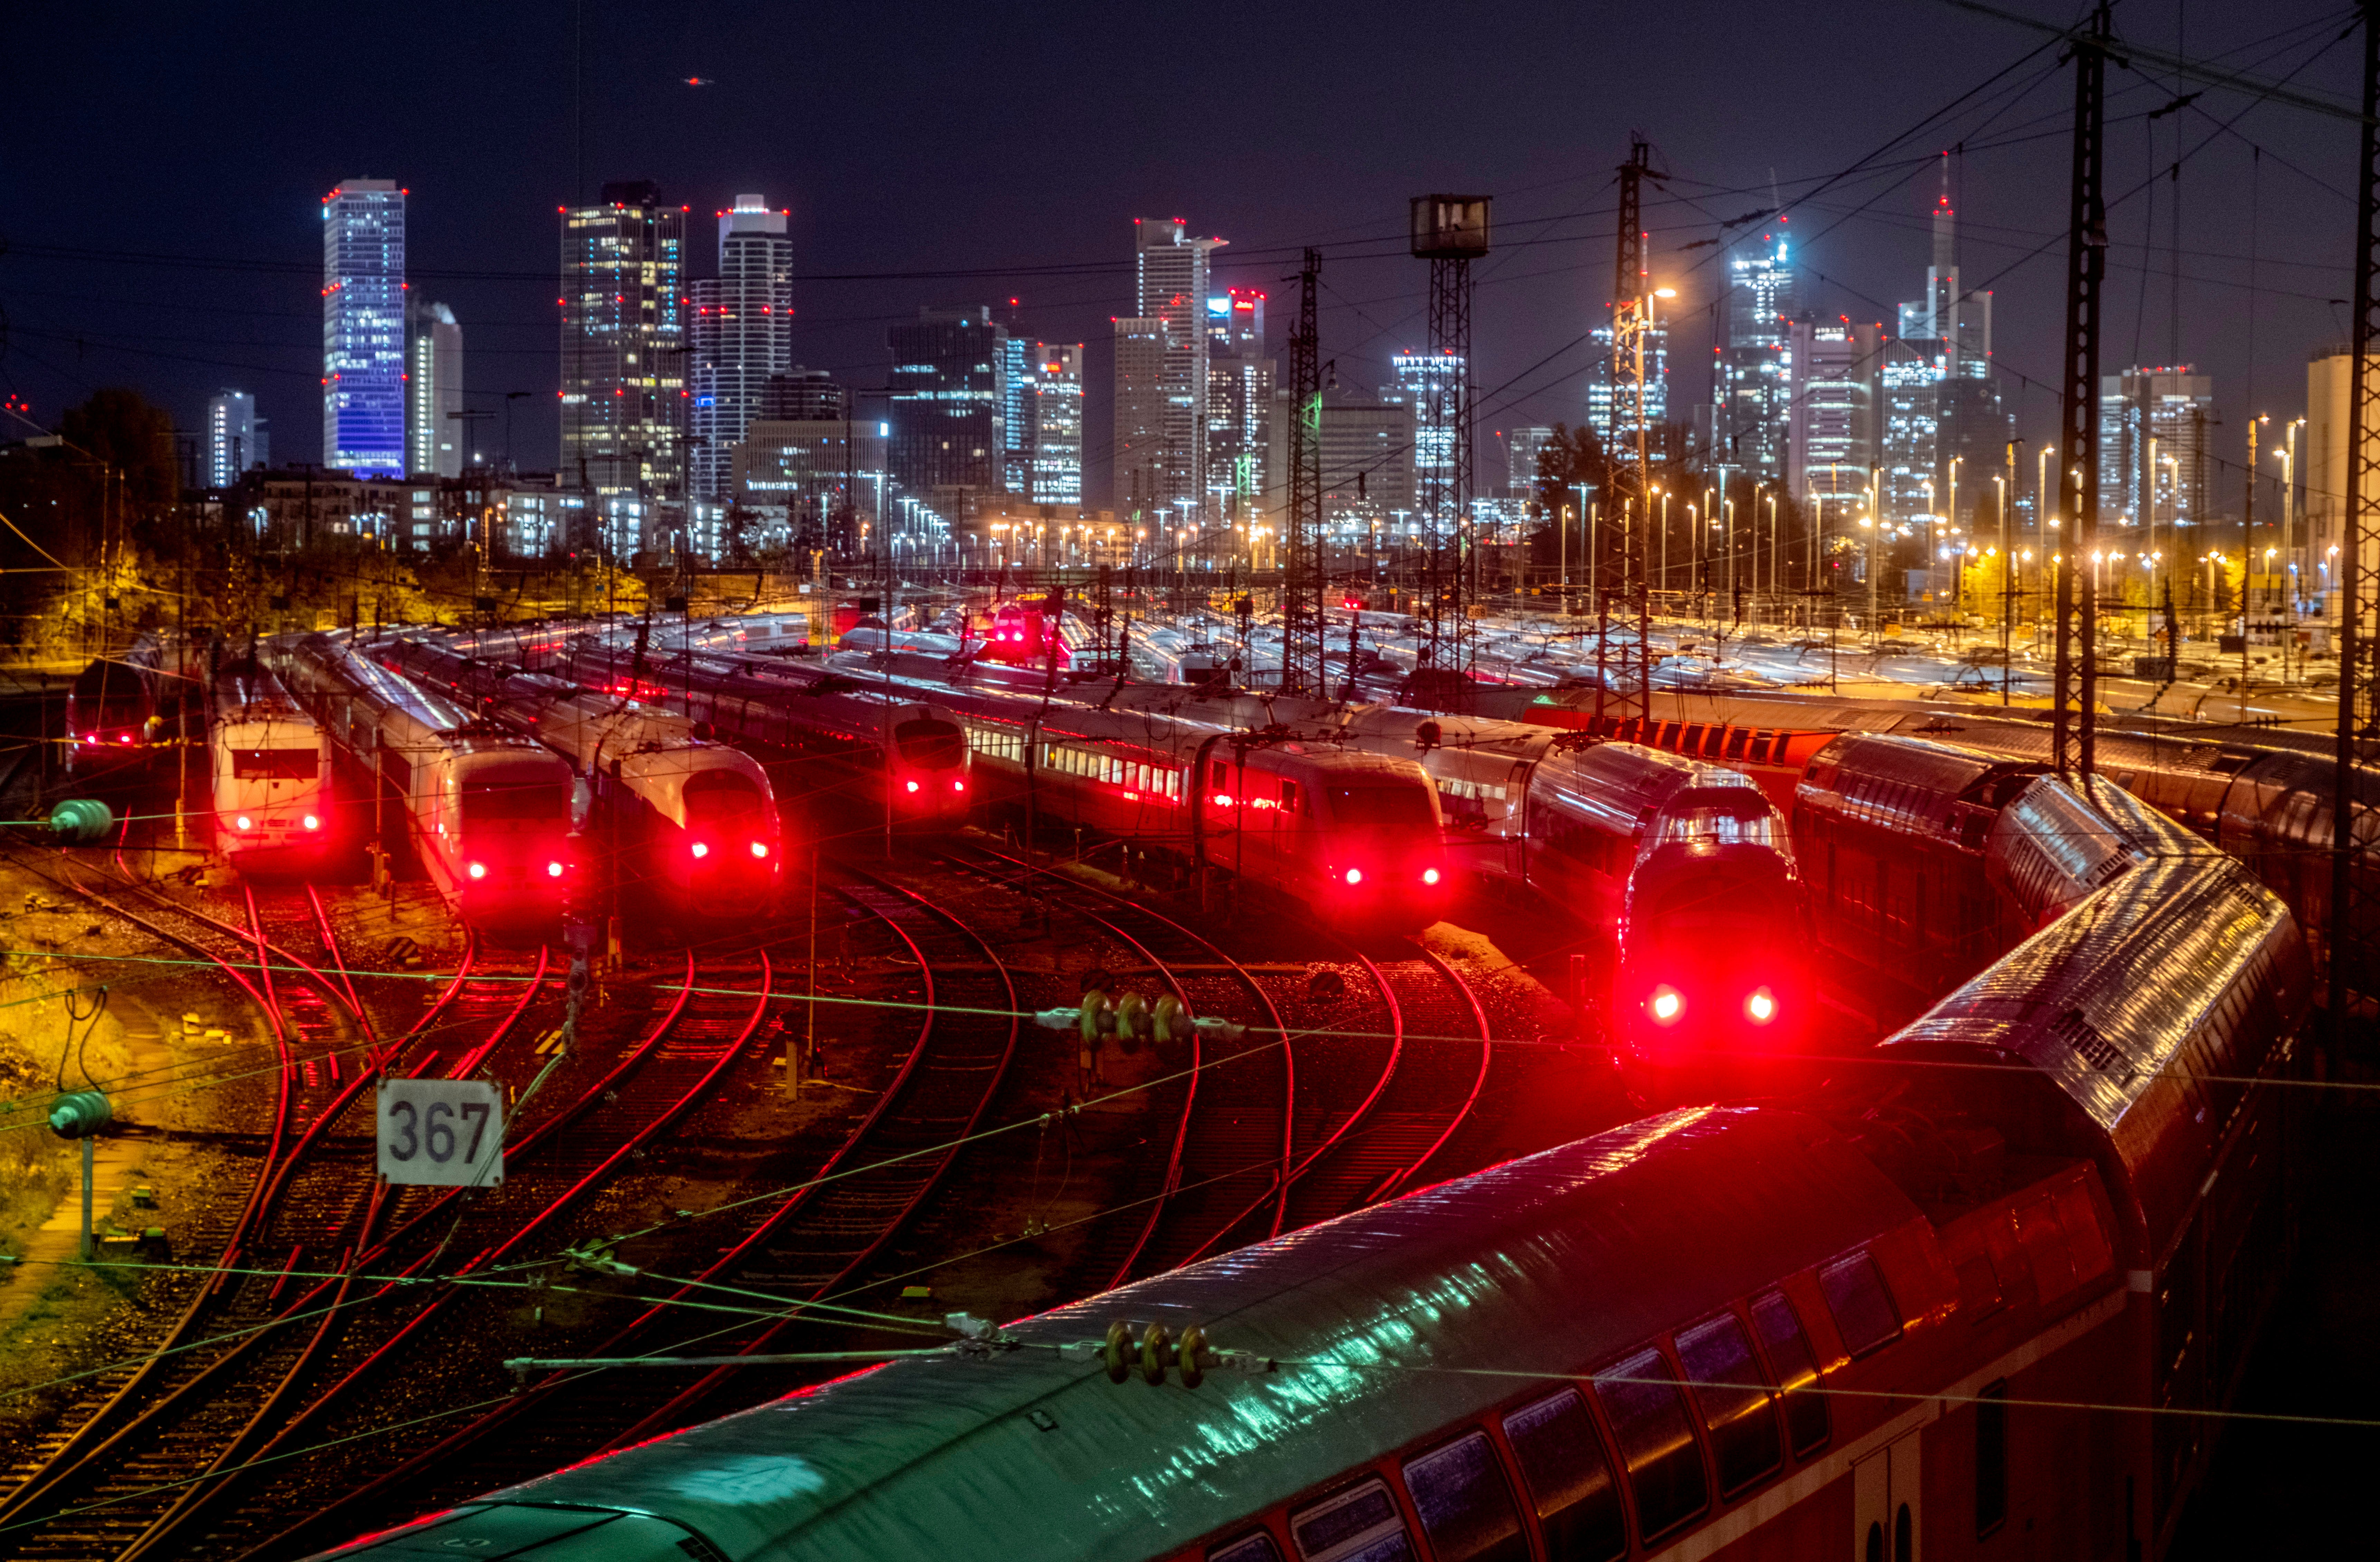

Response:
(1852, 1431), (1921, 1562)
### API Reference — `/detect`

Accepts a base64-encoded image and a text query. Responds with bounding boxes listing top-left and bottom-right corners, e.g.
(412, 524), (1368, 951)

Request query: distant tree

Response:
(59, 388), (178, 514)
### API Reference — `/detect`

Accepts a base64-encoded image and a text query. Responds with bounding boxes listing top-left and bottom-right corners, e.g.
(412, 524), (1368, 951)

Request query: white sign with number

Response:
(376, 1078), (505, 1187)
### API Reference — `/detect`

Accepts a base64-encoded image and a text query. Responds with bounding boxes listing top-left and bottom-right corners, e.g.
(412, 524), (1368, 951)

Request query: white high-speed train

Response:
(208, 655), (332, 869)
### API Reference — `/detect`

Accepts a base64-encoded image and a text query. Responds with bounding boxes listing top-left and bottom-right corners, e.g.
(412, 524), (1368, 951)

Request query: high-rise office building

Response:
(1585, 319), (1669, 454)
(1206, 289), (1273, 521)
(1268, 377), (1414, 522)
(1391, 350), (1465, 524)
(322, 178), (406, 477)
(887, 306), (1006, 506)
(1114, 218), (1226, 517)
(1786, 318), (1878, 522)
(407, 301), (464, 478)
(561, 180), (688, 538)
(1886, 177), (2007, 531)
(760, 368), (846, 422)
(207, 391), (258, 488)
(1714, 228), (1795, 481)
(2098, 367), (2214, 532)
(690, 194), (794, 502)
(1501, 426), (1554, 502)
(1026, 343), (1085, 506)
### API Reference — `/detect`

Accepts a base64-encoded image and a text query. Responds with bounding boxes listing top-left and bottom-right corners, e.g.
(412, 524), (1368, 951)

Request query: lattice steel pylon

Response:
(1411, 196), (1490, 688)
(1596, 140), (1656, 727)
(2052, 3), (2109, 781)
(1283, 247), (1325, 698)
(2334, 3), (2380, 1035)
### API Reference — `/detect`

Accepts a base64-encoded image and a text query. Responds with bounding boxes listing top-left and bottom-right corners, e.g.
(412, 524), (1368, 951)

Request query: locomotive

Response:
(275, 634), (576, 931)
(207, 655), (331, 870)
(312, 757), (2306, 1562)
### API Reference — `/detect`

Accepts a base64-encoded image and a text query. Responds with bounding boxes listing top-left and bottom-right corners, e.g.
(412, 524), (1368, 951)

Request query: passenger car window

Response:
(1501, 1389), (1626, 1562)
(1592, 1348), (1710, 1542)
(1819, 1252), (1904, 1358)
(1290, 1480), (1414, 1562)
(1402, 1431), (1526, 1562)
(1674, 1315), (1782, 1497)
(1749, 1290), (1831, 1455)
(1211, 1532), (1285, 1562)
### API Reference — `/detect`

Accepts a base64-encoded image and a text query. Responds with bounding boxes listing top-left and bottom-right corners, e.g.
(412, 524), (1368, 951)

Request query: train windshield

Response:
(683, 771), (765, 825)
(894, 718), (967, 769)
(232, 749), (319, 780)
(1653, 803), (1782, 850)
(1326, 784), (1437, 830)
(462, 778), (567, 827)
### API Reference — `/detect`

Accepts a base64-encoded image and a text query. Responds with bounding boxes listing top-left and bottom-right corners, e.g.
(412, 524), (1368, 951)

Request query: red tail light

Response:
(690, 841), (710, 859)
(952, 780), (965, 792)
(1746, 987), (1777, 1024)
(905, 780), (920, 793)
(1344, 867), (1364, 885)
(1421, 868), (1441, 885)
(750, 841), (769, 859)
(235, 815), (254, 831)
(547, 861), (564, 878)
(1649, 985), (1685, 1024)
(302, 815), (320, 831)
(467, 862), (488, 881)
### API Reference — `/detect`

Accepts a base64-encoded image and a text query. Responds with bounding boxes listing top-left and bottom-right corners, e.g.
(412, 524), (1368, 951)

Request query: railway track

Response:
(935, 842), (1300, 1289)
(240, 871), (1021, 1558)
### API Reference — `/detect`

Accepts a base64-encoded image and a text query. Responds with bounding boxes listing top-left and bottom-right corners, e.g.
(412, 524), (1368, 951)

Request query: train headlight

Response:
(1422, 867), (1441, 885)
(547, 861), (564, 878)
(690, 841), (710, 859)
(235, 815), (253, 831)
(1649, 985), (1685, 1024)
(750, 841), (769, 859)
(302, 815), (319, 831)
(1344, 867), (1363, 886)
(467, 862), (488, 880)
(1746, 987), (1777, 1024)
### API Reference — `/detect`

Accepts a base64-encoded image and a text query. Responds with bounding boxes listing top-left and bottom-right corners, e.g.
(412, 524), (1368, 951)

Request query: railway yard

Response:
(0, 605), (2367, 1561)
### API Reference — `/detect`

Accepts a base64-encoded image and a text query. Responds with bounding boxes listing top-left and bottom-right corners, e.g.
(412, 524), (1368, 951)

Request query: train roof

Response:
(210, 659), (311, 725)
(1887, 851), (2307, 1265)
(482, 1109), (1921, 1561)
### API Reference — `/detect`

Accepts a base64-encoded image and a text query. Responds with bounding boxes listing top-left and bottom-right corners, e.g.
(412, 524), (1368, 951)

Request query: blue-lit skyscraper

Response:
(691, 195), (793, 502)
(322, 179), (406, 477)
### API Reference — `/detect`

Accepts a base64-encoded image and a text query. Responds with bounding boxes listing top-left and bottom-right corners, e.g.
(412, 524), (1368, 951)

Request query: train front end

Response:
(657, 752), (783, 916)
(442, 748), (576, 931)
(1299, 754), (1451, 931)
(212, 719), (331, 867)
(887, 706), (973, 828)
(1617, 782), (1812, 1098)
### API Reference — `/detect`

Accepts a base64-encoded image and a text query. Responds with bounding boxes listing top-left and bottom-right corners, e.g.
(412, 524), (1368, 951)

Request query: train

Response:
(65, 633), (163, 750)
(273, 633), (577, 931)
(207, 654), (331, 869)
(313, 746), (2307, 1562)
(778, 649), (1453, 930)
(368, 635), (782, 920)
(554, 633), (976, 833)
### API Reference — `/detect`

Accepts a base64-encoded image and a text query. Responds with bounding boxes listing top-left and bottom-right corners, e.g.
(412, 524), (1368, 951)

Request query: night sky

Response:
(1, 0), (2369, 510)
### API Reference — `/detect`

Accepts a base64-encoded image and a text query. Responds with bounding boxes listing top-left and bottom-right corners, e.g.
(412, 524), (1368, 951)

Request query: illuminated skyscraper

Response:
(561, 180), (688, 534)
(1026, 343), (1084, 505)
(1206, 290), (1272, 521)
(1887, 172), (2007, 531)
(1392, 351), (1465, 516)
(2098, 367), (2214, 531)
(1585, 319), (1668, 453)
(322, 178), (406, 477)
(207, 391), (258, 488)
(690, 194), (793, 502)
(1786, 318), (1876, 522)
(887, 306), (1006, 503)
(407, 301), (463, 478)
(1715, 227), (1795, 480)
(1114, 218), (1225, 517)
